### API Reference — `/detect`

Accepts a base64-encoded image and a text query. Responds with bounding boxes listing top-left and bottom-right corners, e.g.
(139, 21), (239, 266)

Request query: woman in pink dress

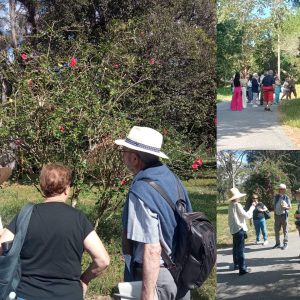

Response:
(231, 72), (242, 111)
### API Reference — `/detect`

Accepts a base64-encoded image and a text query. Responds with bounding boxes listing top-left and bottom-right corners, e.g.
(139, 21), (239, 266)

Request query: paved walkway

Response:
(217, 231), (300, 299)
(217, 102), (298, 150)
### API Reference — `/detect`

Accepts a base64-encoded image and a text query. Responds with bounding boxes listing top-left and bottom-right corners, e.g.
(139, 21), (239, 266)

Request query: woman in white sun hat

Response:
(228, 187), (256, 275)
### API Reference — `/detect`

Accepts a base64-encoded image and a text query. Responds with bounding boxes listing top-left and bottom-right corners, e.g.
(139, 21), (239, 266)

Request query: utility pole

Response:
(278, 33), (280, 79)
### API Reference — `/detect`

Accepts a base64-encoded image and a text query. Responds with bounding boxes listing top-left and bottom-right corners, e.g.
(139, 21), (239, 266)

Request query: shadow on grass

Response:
(189, 191), (216, 223)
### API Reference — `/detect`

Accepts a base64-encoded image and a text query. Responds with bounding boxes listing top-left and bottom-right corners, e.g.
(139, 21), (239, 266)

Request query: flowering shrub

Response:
(0, 4), (215, 222)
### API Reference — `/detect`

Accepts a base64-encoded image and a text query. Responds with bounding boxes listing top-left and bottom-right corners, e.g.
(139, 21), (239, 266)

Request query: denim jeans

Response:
(232, 229), (246, 272)
(253, 218), (268, 242)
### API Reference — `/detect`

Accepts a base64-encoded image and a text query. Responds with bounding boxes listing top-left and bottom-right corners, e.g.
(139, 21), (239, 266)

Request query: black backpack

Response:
(0, 204), (34, 300)
(142, 179), (216, 290)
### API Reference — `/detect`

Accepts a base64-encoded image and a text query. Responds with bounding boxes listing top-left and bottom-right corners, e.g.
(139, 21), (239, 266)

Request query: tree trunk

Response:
(9, 0), (18, 48)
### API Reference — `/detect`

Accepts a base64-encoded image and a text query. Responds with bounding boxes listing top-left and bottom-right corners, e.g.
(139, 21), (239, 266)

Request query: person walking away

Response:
(228, 188), (256, 275)
(274, 77), (281, 104)
(0, 163), (110, 300)
(251, 194), (269, 245)
(252, 73), (260, 107)
(230, 72), (243, 111)
(289, 76), (297, 99)
(280, 77), (290, 101)
(259, 71), (268, 105)
(273, 183), (292, 250)
(115, 126), (192, 300)
(262, 70), (275, 111)
(247, 74), (253, 104)
(240, 74), (248, 109)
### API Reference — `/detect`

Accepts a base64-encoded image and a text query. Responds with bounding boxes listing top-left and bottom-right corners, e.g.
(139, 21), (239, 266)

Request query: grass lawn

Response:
(217, 200), (298, 248)
(0, 178), (216, 300)
(217, 86), (232, 102)
(279, 98), (300, 128)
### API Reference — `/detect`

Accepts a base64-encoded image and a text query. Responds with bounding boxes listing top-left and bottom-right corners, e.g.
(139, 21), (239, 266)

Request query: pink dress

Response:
(231, 85), (242, 111)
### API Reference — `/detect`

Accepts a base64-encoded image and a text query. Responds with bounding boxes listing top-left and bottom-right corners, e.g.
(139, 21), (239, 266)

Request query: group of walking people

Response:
(0, 126), (194, 300)
(230, 70), (298, 112)
(228, 183), (300, 276)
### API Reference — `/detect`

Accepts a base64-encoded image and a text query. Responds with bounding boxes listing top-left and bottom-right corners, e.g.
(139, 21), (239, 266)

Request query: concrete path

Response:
(217, 102), (298, 150)
(217, 231), (300, 299)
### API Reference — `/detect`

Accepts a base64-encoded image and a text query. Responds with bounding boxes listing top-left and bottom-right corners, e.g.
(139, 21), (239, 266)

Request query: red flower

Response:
(195, 159), (203, 166)
(28, 79), (33, 87)
(113, 63), (120, 69)
(21, 53), (28, 60)
(121, 179), (127, 185)
(192, 163), (199, 170)
(162, 129), (168, 135)
(70, 57), (77, 68)
(15, 139), (22, 145)
(149, 58), (155, 65)
(59, 125), (65, 133)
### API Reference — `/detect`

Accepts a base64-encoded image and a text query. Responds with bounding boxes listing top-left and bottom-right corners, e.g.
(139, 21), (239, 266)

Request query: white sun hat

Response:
(114, 126), (169, 159)
(279, 183), (287, 189)
(0, 167), (12, 185)
(228, 187), (246, 201)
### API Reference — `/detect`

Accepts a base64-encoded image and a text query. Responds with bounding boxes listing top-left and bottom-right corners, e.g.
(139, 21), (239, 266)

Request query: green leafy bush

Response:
(243, 159), (289, 210)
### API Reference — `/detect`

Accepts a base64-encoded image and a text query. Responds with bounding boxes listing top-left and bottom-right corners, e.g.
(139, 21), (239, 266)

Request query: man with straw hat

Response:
(0, 167), (12, 236)
(115, 126), (192, 300)
(273, 183), (292, 250)
(228, 187), (256, 275)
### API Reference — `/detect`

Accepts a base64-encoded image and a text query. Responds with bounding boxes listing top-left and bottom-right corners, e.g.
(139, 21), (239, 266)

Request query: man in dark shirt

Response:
(262, 70), (275, 111)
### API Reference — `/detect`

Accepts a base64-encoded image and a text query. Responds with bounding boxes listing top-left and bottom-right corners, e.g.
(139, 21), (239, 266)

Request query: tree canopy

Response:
(217, 0), (300, 84)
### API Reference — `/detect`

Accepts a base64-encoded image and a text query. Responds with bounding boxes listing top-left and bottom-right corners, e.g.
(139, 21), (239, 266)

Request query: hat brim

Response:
(228, 193), (246, 201)
(0, 167), (12, 185)
(115, 139), (169, 159)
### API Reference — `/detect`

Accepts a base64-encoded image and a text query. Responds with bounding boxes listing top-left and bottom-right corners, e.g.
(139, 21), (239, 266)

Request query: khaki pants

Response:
(274, 214), (288, 245)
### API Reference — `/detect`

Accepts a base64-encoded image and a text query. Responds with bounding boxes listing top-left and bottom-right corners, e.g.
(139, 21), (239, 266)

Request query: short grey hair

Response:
(269, 70), (273, 75)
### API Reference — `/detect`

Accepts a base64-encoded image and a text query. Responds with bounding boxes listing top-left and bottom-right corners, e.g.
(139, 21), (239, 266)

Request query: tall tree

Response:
(9, 0), (17, 48)
(217, 151), (247, 188)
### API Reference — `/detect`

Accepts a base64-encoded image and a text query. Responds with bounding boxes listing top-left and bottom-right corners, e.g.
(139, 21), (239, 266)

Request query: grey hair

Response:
(137, 151), (159, 166)
(269, 70), (273, 75)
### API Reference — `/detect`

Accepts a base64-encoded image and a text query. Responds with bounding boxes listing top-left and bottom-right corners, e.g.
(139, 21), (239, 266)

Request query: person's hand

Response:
(81, 280), (88, 298)
(252, 202), (257, 207)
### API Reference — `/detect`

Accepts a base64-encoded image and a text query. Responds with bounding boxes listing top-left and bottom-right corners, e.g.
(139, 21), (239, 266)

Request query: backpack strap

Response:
(140, 179), (178, 270)
(10, 203), (34, 291)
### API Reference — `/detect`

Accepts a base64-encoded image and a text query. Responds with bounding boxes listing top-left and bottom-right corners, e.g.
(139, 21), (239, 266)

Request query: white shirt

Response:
(228, 202), (255, 234)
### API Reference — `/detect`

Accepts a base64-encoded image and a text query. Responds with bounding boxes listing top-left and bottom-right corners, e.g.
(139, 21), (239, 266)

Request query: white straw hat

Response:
(228, 187), (246, 201)
(0, 167), (12, 185)
(114, 126), (169, 159)
(279, 183), (286, 190)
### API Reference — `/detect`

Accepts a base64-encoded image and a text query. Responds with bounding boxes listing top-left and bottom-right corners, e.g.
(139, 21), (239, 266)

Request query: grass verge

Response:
(217, 86), (232, 102)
